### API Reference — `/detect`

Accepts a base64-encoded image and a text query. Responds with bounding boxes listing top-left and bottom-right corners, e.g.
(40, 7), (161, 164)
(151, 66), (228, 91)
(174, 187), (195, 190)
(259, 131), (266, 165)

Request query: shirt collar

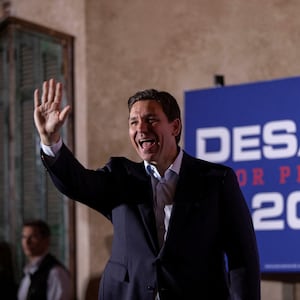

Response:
(144, 148), (183, 180)
(24, 253), (48, 274)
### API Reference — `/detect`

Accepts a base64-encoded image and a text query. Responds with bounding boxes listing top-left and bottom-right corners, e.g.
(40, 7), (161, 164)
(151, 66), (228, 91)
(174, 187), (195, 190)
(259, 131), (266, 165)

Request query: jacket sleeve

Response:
(40, 143), (117, 217)
(222, 168), (261, 300)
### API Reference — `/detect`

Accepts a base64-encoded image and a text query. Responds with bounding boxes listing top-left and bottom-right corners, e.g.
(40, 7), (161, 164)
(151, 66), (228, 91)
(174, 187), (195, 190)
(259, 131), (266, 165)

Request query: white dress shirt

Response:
(18, 254), (71, 300)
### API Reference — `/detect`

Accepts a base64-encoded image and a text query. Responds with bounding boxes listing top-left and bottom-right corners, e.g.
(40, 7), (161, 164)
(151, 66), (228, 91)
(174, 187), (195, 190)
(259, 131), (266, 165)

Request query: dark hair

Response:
(23, 219), (51, 238)
(127, 89), (182, 143)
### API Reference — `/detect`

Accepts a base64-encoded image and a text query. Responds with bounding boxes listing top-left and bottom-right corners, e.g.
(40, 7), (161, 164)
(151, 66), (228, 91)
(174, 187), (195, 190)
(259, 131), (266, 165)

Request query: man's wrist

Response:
(41, 137), (63, 157)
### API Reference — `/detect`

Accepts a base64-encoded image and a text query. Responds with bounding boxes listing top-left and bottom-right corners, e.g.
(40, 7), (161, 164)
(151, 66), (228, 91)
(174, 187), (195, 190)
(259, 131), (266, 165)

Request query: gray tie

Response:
(152, 169), (177, 248)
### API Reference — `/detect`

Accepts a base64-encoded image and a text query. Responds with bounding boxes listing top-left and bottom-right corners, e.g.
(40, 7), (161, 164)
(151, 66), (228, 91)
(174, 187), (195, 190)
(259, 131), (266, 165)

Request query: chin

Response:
(145, 155), (157, 164)
(138, 148), (157, 161)
(138, 152), (150, 160)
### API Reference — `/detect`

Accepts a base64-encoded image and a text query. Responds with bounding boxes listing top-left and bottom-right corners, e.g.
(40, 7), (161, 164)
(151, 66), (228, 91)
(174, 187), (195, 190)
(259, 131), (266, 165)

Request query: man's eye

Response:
(148, 118), (157, 124)
(130, 121), (137, 126)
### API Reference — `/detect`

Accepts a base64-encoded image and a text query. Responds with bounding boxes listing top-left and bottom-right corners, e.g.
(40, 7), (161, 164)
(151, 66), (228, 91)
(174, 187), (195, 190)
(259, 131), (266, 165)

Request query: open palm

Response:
(34, 79), (71, 145)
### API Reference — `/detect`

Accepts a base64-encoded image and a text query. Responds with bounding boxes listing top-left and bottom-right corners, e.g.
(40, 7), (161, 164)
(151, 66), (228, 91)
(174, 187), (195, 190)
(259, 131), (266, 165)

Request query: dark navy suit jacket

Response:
(41, 144), (261, 300)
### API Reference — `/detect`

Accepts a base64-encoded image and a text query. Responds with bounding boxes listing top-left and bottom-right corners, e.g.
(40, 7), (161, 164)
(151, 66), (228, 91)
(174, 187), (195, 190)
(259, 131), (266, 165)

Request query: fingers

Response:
(48, 78), (55, 102)
(54, 81), (62, 104)
(41, 80), (49, 104)
(41, 78), (61, 104)
(34, 89), (40, 108)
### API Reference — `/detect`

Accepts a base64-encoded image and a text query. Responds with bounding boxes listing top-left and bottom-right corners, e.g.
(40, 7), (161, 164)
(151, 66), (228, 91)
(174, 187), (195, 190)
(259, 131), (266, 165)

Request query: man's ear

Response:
(172, 118), (181, 136)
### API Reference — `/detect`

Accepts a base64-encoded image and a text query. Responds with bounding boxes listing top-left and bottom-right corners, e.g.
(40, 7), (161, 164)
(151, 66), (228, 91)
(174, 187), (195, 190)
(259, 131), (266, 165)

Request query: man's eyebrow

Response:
(129, 113), (156, 120)
(128, 116), (137, 122)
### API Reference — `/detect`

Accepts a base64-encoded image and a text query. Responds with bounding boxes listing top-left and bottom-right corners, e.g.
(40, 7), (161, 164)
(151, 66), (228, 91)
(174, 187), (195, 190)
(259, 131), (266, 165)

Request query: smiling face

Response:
(129, 99), (181, 174)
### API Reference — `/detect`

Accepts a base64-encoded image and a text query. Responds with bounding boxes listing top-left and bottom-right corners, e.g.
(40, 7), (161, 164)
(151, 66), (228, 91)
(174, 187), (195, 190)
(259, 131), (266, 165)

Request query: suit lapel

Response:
(132, 163), (159, 252)
(165, 152), (209, 243)
(132, 154), (210, 252)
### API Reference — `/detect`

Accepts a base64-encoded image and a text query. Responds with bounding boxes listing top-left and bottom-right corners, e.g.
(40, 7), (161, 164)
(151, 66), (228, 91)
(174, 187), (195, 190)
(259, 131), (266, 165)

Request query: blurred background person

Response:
(18, 219), (71, 300)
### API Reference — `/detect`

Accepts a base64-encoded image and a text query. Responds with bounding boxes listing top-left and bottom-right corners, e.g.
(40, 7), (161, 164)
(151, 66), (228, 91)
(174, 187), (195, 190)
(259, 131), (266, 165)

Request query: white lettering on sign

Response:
(196, 120), (298, 162)
(196, 127), (230, 162)
(252, 191), (300, 230)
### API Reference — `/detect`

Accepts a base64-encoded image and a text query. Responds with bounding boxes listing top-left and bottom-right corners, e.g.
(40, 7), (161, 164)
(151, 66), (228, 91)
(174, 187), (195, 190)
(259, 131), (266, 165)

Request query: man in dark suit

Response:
(33, 79), (260, 300)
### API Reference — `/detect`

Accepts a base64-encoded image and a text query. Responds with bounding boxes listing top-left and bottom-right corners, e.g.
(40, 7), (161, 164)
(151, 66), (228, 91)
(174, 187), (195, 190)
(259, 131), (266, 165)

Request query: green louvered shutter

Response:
(0, 19), (74, 284)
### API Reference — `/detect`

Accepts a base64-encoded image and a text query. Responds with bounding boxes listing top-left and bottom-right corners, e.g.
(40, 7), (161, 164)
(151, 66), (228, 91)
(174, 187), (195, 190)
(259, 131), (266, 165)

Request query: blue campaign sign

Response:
(184, 76), (300, 273)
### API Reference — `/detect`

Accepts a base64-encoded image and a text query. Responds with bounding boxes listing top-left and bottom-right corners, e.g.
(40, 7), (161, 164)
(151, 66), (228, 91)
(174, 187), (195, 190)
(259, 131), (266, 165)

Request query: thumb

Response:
(59, 105), (71, 123)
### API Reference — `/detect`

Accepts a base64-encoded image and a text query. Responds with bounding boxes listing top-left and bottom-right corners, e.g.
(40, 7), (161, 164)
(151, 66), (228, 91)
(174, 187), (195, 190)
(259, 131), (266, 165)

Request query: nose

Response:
(22, 237), (31, 245)
(137, 120), (149, 133)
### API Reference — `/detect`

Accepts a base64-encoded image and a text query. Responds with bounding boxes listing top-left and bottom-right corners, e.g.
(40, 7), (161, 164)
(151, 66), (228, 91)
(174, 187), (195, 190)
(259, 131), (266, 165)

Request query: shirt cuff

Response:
(40, 137), (63, 157)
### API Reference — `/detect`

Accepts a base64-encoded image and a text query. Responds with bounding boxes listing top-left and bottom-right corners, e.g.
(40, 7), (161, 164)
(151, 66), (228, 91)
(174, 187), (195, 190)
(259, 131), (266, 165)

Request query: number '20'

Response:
(252, 191), (300, 230)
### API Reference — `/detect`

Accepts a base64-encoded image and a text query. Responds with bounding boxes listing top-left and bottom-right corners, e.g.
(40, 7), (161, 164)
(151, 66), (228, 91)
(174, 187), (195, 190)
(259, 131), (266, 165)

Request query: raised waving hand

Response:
(34, 78), (71, 145)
